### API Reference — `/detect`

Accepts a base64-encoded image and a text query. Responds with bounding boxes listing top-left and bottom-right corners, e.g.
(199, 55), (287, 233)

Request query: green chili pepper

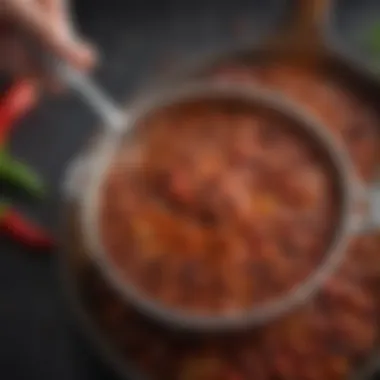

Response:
(0, 150), (45, 198)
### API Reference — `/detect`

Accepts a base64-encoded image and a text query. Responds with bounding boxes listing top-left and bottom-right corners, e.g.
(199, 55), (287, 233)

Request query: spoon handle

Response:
(56, 62), (125, 133)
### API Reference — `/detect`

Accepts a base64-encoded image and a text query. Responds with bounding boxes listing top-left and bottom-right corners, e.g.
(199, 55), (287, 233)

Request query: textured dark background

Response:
(1, 0), (380, 379)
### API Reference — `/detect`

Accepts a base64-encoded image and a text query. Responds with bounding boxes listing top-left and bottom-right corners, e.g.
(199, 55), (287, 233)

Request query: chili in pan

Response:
(100, 98), (340, 317)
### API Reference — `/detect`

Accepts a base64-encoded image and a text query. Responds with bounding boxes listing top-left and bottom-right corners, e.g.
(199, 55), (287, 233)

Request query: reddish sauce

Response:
(100, 98), (339, 316)
(79, 234), (379, 380)
(77, 61), (380, 380)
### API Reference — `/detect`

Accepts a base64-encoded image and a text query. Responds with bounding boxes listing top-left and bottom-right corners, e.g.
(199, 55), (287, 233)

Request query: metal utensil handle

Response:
(51, 0), (124, 131)
(282, 0), (329, 47)
(56, 62), (125, 133)
(294, 0), (329, 32)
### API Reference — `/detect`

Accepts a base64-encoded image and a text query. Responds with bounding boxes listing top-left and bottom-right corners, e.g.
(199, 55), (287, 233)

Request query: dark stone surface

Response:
(0, 1), (289, 379)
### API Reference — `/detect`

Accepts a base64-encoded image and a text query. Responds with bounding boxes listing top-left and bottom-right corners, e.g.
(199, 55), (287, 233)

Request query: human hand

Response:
(1, 0), (97, 87)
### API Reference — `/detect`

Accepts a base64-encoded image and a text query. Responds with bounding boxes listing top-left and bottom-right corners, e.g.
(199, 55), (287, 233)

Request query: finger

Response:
(0, 30), (58, 94)
(5, 0), (97, 70)
(38, 0), (98, 71)
(37, 0), (68, 16)
(37, 0), (72, 34)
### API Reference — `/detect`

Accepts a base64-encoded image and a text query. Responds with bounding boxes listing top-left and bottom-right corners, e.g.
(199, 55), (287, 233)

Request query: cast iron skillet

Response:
(58, 0), (380, 379)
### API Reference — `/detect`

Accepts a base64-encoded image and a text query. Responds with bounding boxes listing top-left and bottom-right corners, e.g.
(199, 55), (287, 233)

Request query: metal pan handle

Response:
(293, 0), (329, 33)
(285, 0), (330, 46)
(55, 62), (125, 133)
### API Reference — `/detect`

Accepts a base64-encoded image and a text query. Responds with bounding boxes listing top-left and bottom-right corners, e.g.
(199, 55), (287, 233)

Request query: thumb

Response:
(5, 0), (96, 70)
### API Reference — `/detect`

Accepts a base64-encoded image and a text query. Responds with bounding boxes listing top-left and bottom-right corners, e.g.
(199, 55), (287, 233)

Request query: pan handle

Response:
(55, 62), (125, 133)
(286, 0), (330, 45)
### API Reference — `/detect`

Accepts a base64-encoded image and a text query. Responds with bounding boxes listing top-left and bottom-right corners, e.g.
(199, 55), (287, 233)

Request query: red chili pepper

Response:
(0, 80), (38, 145)
(0, 203), (54, 249)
